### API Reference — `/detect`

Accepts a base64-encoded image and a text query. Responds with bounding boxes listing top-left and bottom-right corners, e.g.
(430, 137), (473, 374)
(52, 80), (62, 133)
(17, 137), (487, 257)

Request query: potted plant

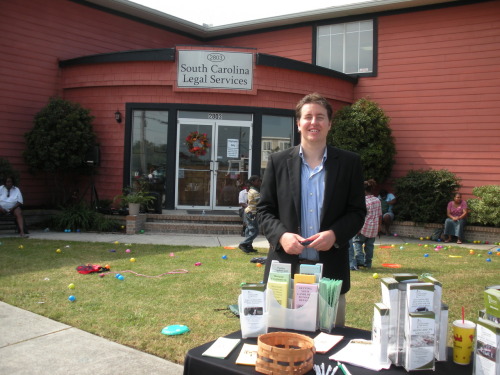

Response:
(114, 179), (155, 215)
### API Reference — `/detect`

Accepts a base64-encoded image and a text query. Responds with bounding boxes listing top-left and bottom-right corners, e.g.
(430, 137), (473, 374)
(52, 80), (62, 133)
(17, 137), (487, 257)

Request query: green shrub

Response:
(393, 169), (461, 224)
(328, 98), (396, 184)
(23, 97), (97, 205)
(467, 185), (500, 227)
(52, 202), (120, 232)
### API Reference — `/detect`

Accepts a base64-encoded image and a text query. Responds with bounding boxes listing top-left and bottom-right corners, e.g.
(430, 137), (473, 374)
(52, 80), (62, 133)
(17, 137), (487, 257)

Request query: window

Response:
(316, 20), (373, 74)
(260, 115), (294, 174)
(130, 110), (168, 198)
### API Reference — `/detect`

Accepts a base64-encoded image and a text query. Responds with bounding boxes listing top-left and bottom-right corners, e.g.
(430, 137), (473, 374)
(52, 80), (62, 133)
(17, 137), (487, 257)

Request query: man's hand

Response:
(308, 230), (336, 251)
(279, 232), (306, 255)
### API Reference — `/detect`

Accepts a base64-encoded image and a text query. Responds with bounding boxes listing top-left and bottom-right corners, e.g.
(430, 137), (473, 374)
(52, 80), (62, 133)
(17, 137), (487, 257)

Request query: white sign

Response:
(178, 50), (253, 90)
(227, 139), (239, 158)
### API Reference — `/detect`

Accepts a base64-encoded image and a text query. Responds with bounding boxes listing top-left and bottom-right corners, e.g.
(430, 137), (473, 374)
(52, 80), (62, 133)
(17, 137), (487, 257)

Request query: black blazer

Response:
(257, 145), (366, 294)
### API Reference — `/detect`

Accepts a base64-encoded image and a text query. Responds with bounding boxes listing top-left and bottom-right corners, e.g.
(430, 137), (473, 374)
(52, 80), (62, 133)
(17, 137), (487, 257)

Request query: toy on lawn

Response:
(169, 252), (175, 257)
(68, 283), (75, 289)
(256, 263), (262, 267)
(194, 262), (202, 266)
(420, 237), (424, 241)
(486, 258), (492, 262)
(130, 258), (136, 262)
(56, 248), (62, 253)
(399, 246), (404, 250)
(469, 250), (475, 255)
(126, 249), (131, 253)
(117, 275), (125, 280)
(488, 251), (493, 255)
(424, 254), (429, 257)
(18, 245), (24, 249)
(161, 325), (190, 336)
(222, 255), (228, 260)
(372, 273), (379, 279)
(68, 295), (76, 302)
(77, 264), (111, 274)
(114, 241), (119, 244)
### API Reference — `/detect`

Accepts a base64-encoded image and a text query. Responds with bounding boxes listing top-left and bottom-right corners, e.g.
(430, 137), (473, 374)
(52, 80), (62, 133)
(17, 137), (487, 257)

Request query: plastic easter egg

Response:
(420, 237), (424, 241)
(68, 295), (76, 302)
(469, 250), (475, 255)
(117, 275), (125, 280)
(399, 246), (404, 250)
(130, 258), (136, 262)
(195, 262), (202, 266)
(372, 273), (379, 279)
(486, 258), (491, 262)
(169, 252), (175, 257)
(222, 255), (227, 260)
(488, 251), (492, 255)
(424, 254), (429, 257)
(256, 263), (262, 267)
(68, 283), (75, 289)
(56, 249), (62, 253)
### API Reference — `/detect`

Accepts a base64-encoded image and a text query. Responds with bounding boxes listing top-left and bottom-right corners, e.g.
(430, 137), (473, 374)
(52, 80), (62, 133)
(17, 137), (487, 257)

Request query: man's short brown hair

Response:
(295, 92), (333, 122)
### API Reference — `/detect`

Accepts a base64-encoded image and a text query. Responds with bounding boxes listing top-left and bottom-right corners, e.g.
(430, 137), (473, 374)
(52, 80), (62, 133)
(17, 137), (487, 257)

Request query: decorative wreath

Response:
(185, 131), (210, 156)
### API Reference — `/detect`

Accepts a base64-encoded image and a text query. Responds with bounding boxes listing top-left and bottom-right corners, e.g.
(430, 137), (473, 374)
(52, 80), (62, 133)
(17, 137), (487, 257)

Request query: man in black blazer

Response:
(257, 93), (366, 326)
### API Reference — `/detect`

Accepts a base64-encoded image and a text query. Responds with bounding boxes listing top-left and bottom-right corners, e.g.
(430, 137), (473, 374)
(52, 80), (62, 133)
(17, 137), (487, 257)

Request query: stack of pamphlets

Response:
(318, 277), (342, 332)
(473, 285), (500, 375)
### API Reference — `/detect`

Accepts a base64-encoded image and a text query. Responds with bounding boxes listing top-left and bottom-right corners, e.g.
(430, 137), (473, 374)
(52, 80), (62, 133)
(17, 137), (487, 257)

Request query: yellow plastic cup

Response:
(452, 320), (476, 365)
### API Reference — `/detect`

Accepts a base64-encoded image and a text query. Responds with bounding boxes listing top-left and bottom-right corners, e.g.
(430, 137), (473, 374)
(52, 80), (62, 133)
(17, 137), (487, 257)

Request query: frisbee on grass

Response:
(161, 325), (190, 336)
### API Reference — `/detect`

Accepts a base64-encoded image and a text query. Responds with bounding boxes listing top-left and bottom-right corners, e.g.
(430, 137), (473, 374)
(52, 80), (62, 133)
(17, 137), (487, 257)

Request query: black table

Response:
(184, 327), (472, 375)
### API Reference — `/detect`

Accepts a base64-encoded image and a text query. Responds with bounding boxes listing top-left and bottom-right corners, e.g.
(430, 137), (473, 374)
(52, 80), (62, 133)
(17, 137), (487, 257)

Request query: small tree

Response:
(393, 169), (461, 224)
(24, 97), (97, 205)
(327, 98), (396, 184)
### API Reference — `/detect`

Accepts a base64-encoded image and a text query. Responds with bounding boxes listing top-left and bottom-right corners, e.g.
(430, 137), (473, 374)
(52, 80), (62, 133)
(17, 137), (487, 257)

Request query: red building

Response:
(1, 0), (499, 211)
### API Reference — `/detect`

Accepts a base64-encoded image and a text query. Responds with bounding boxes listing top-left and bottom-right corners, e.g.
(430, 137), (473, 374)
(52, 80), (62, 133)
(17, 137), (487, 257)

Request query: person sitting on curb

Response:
(238, 175), (261, 253)
(378, 189), (396, 235)
(443, 192), (468, 244)
(0, 176), (29, 238)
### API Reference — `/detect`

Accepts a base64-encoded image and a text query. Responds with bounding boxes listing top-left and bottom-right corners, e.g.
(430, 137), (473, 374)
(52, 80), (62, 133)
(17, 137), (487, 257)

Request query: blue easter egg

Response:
(68, 295), (76, 302)
(424, 254), (429, 257)
(117, 275), (125, 280)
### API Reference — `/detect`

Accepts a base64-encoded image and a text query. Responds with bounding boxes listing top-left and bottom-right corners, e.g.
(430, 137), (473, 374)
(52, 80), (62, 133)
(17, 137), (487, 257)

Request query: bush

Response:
(52, 202), (120, 232)
(467, 185), (500, 227)
(328, 98), (396, 184)
(23, 97), (97, 205)
(393, 169), (461, 224)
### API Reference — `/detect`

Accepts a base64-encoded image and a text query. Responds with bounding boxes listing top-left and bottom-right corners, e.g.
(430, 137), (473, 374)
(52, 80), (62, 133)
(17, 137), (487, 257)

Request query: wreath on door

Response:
(185, 131), (210, 156)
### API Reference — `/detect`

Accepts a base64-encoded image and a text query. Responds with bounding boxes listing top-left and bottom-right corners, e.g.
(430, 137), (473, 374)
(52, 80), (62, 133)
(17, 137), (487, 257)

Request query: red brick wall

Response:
(0, 0), (197, 205)
(354, 1), (500, 197)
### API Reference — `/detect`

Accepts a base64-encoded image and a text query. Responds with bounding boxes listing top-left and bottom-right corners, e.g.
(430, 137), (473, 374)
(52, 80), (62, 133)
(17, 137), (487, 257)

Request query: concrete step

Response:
(139, 211), (244, 235)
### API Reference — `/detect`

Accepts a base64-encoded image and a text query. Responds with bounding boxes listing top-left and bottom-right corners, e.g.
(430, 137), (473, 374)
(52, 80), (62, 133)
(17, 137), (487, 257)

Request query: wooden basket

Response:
(256, 332), (315, 375)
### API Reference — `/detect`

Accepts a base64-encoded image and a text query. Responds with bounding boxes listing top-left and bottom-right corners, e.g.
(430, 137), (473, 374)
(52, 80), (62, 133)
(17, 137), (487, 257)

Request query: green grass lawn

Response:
(0, 237), (498, 364)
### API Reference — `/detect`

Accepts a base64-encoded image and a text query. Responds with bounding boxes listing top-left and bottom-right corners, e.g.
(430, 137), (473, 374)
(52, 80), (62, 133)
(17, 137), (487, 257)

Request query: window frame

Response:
(313, 17), (378, 77)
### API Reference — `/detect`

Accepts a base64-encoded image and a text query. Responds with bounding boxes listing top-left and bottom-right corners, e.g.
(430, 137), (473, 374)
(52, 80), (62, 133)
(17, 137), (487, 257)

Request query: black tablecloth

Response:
(183, 327), (472, 375)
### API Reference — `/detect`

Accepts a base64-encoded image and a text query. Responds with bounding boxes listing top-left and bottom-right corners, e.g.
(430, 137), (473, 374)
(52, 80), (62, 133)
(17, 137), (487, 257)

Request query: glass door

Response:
(176, 118), (252, 210)
(177, 120), (213, 209)
(213, 121), (251, 209)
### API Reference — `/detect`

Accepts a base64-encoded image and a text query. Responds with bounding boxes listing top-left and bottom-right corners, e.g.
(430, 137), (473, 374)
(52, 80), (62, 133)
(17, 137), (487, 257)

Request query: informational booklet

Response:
(235, 343), (259, 366)
(329, 339), (392, 371)
(313, 332), (344, 354)
(202, 337), (241, 359)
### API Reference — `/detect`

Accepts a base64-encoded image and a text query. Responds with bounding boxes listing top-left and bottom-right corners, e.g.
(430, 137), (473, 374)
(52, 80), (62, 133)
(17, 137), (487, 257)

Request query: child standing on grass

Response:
(352, 179), (382, 269)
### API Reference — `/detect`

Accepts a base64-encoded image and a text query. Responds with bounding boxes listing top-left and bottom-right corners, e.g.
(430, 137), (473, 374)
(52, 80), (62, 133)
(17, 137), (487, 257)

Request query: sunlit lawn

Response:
(0, 237), (497, 364)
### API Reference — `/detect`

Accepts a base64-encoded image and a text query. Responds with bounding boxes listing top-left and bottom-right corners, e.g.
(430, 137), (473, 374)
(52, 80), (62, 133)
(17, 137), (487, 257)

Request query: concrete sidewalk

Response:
(0, 230), (497, 375)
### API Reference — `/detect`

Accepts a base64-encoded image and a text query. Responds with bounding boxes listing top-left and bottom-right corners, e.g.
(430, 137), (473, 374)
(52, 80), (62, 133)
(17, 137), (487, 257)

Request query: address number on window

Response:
(208, 113), (222, 119)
